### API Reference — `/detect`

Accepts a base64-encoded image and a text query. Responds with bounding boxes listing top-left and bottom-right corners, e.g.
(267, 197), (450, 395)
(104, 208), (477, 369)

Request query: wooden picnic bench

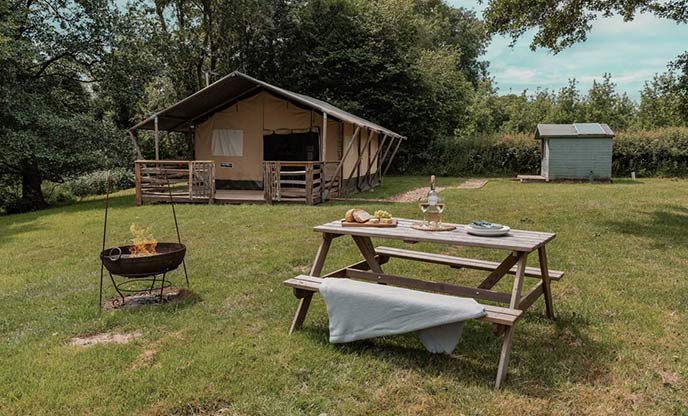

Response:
(284, 218), (563, 388)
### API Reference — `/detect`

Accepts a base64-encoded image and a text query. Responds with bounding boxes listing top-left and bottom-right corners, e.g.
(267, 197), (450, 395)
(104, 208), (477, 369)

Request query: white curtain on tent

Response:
(211, 129), (244, 156)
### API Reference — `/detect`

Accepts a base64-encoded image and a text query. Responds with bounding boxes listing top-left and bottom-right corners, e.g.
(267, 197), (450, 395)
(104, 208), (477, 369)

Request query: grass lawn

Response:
(1, 177), (687, 415)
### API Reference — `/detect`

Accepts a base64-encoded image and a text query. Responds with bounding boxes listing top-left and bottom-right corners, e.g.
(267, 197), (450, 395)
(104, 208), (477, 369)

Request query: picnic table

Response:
(284, 218), (563, 388)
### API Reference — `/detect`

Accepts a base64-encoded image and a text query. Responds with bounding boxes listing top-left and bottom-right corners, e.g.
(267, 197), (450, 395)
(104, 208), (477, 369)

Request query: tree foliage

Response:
(0, 0), (130, 211)
(483, 0), (688, 52)
(466, 74), (642, 135)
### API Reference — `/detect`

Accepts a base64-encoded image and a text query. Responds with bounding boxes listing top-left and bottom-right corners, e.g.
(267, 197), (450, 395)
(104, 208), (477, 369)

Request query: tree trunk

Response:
(21, 158), (48, 210)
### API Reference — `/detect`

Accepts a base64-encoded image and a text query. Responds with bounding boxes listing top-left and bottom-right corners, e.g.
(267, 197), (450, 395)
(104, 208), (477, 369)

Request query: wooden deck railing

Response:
(262, 161), (340, 205)
(135, 160), (215, 205)
(135, 159), (340, 206)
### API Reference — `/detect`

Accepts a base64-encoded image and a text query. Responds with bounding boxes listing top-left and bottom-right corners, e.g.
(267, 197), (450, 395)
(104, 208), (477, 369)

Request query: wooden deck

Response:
(214, 190), (265, 204)
(139, 189), (265, 204)
(134, 159), (381, 206)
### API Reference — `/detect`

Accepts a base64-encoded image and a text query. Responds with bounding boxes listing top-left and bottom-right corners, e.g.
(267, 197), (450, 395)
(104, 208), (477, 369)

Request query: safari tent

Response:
(129, 71), (406, 205)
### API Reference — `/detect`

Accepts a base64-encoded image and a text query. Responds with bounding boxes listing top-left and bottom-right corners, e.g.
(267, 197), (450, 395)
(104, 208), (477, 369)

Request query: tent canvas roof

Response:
(130, 71), (405, 140)
(535, 123), (614, 139)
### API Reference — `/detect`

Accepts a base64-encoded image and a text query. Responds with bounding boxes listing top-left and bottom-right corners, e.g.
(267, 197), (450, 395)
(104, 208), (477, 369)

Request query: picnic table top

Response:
(314, 218), (556, 252)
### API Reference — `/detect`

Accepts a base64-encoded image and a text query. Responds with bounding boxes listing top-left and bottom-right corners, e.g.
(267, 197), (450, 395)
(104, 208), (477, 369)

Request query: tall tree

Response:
(93, 1), (163, 130)
(551, 79), (584, 124)
(668, 52), (688, 123)
(583, 74), (637, 130)
(637, 73), (684, 128)
(0, 0), (126, 211)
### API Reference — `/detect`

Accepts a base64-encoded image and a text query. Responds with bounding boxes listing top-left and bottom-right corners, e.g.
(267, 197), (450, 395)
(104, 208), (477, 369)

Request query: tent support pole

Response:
(327, 125), (360, 197)
(382, 137), (403, 176)
(129, 130), (143, 160)
(320, 112), (328, 201)
(347, 128), (374, 190)
(378, 134), (389, 184)
(154, 116), (160, 160)
(363, 134), (387, 188)
(377, 135), (397, 184)
(321, 112), (327, 161)
(356, 131), (361, 191)
(366, 133), (372, 188)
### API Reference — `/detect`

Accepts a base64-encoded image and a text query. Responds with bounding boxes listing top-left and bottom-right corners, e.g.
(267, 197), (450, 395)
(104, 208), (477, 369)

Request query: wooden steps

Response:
(516, 174), (548, 183)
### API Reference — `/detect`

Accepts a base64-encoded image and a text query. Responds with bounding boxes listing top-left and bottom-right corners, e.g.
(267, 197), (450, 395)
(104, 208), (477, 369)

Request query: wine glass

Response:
(419, 203), (430, 227)
(436, 203), (445, 227)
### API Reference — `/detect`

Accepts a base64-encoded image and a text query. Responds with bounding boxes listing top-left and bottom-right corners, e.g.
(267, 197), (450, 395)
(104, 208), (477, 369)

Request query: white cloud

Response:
(449, 0), (688, 99)
(497, 67), (538, 82)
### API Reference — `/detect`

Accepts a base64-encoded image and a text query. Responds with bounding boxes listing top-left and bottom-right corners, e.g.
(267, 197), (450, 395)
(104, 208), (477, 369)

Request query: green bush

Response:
(68, 168), (135, 197)
(613, 127), (688, 177)
(424, 127), (688, 177)
(1, 169), (134, 215)
(42, 183), (77, 205)
(426, 133), (540, 176)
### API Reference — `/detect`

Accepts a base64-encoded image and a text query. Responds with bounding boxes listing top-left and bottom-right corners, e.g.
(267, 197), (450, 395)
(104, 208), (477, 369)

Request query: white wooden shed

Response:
(535, 123), (614, 181)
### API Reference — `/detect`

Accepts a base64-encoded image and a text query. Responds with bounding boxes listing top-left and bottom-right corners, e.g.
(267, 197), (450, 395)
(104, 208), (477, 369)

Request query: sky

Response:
(450, 1), (688, 100)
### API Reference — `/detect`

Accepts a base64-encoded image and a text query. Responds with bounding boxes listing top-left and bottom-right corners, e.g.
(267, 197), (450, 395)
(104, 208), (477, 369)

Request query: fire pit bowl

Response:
(100, 242), (186, 278)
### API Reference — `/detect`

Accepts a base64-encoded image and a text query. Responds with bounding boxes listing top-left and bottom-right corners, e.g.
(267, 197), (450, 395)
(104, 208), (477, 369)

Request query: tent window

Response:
(263, 132), (319, 161)
(212, 129), (243, 156)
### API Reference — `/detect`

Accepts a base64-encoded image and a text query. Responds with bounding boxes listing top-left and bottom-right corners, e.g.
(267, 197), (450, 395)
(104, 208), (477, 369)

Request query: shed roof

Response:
(130, 71), (405, 140)
(535, 123), (614, 139)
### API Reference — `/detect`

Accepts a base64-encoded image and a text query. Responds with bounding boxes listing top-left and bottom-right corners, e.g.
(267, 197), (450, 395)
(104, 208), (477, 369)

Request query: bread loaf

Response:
(352, 209), (373, 223)
(345, 208), (357, 223)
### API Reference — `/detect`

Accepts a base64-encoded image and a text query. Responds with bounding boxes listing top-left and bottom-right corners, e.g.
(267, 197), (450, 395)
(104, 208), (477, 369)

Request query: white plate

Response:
(466, 224), (511, 236)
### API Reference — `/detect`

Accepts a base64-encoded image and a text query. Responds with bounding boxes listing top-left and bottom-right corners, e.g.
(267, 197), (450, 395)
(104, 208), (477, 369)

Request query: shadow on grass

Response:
(604, 205), (688, 249)
(0, 221), (44, 247)
(609, 178), (645, 185)
(298, 309), (613, 395)
(0, 194), (134, 246)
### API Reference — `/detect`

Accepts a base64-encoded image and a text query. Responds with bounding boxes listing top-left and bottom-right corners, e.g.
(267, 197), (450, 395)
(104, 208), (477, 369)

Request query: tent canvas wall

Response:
(194, 90), (380, 191)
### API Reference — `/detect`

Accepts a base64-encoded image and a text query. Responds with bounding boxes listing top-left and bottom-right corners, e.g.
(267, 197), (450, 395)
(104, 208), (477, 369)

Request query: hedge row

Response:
(426, 133), (539, 176)
(612, 128), (688, 177)
(425, 127), (688, 177)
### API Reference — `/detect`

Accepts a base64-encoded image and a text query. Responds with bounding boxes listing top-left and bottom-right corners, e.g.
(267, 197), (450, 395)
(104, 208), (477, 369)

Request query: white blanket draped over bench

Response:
(320, 278), (486, 353)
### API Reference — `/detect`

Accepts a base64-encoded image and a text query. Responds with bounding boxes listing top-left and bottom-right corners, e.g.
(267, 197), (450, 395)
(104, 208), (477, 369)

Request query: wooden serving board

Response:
(341, 219), (398, 228)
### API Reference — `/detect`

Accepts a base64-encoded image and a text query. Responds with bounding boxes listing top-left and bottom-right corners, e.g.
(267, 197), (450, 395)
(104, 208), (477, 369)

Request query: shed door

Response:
(541, 140), (549, 178)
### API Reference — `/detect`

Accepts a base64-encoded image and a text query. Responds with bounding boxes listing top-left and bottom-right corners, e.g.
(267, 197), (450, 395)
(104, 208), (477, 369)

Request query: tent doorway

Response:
(263, 132), (320, 162)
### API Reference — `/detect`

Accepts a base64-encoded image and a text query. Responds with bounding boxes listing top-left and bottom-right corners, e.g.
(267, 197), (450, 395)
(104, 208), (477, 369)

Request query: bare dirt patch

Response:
(144, 399), (237, 416)
(131, 348), (157, 370)
(292, 264), (311, 274)
(70, 331), (142, 347)
(130, 329), (186, 370)
(104, 287), (195, 310)
(456, 178), (488, 189)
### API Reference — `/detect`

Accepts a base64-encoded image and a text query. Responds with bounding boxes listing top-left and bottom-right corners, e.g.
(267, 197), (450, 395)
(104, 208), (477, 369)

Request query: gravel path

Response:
(387, 186), (446, 202)
(388, 179), (488, 202)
